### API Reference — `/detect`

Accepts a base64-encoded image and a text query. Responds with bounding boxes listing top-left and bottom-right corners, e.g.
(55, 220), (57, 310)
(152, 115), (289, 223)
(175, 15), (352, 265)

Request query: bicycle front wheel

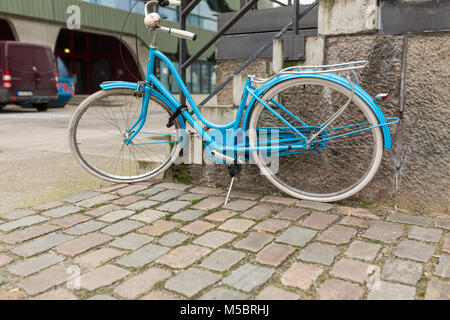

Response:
(248, 77), (384, 202)
(69, 89), (183, 183)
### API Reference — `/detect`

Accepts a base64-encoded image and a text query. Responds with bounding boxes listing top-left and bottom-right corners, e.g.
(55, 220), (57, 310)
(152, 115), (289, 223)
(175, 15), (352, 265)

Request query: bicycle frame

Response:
(100, 46), (398, 164)
(122, 47), (303, 161)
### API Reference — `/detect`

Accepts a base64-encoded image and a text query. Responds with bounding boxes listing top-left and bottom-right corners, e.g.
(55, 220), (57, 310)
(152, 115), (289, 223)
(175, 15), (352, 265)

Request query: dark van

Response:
(0, 41), (58, 112)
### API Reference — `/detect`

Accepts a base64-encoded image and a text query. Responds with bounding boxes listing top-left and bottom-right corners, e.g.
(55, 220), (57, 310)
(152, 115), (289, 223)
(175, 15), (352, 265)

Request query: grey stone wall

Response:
(183, 31), (450, 216)
(182, 0), (450, 215)
(316, 0), (449, 214)
(216, 58), (273, 106)
(325, 34), (404, 204)
(398, 33), (449, 214)
(324, 32), (450, 215)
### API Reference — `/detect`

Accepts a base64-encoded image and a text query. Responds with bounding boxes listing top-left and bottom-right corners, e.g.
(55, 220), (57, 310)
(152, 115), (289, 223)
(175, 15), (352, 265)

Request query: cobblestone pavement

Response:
(0, 181), (449, 300)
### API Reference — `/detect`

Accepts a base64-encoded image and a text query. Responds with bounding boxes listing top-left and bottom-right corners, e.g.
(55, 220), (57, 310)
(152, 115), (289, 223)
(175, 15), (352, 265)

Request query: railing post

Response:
(198, 0), (318, 107)
(179, 0), (188, 105)
(179, 0), (201, 105)
(181, 0), (259, 71)
(176, 0), (318, 107)
(273, 38), (284, 73)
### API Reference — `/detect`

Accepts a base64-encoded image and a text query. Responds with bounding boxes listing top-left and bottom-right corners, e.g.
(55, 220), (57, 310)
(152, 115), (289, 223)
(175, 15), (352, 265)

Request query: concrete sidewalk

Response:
(0, 181), (449, 300)
(0, 104), (104, 215)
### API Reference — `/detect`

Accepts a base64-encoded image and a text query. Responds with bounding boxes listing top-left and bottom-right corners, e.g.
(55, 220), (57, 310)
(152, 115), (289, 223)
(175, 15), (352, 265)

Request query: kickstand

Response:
(224, 159), (242, 206)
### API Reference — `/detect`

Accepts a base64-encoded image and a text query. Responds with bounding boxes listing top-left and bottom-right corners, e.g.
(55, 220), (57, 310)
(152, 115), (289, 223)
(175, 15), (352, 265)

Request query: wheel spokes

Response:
(73, 91), (182, 181)
(254, 81), (380, 198)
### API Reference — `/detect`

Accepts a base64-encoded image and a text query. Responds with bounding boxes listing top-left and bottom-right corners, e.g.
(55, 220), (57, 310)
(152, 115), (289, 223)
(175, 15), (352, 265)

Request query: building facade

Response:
(0, 0), (239, 95)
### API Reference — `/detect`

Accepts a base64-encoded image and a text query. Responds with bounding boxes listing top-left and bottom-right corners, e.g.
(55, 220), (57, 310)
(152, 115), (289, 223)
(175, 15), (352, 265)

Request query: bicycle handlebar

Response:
(158, 26), (197, 41)
(168, 0), (181, 6)
(145, 0), (180, 16)
(144, 0), (197, 41)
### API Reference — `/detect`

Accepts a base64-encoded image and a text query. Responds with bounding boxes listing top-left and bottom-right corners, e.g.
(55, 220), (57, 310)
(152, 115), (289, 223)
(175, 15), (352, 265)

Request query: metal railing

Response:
(178, 0), (318, 106)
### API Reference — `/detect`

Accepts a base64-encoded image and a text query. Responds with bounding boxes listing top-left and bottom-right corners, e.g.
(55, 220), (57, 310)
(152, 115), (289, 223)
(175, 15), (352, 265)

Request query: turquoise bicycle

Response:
(69, 0), (398, 202)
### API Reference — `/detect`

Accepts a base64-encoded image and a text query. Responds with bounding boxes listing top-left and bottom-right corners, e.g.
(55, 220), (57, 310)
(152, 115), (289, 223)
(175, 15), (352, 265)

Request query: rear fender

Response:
(242, 73), (392, 149)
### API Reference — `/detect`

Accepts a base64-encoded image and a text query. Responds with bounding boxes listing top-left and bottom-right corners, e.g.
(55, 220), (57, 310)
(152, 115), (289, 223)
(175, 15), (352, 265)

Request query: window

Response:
(57, 58), (71, 78)
(159, 61), (170, 91)
(91, 34), (100, 54)
(159, 7), (178, 22)
(157, 59), (216, 95)
(74, 59), (87, 93)
(82, 0), (142, 12)
(80, 0), (218, 31)
(133, 2), (145, 14)
(101, 37), (110, 55)
(56, 31), (70, 52)
(170, 62), (181, 94)
(192, 63), (201, 93)
(200, 64), (209, 94)
(210, 65), (216, 91)
(74, 32), (87, 53)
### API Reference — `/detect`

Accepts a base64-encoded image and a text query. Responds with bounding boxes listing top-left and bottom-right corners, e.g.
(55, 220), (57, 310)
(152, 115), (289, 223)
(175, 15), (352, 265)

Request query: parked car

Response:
(49, 57), (75, 108)
(0, 41), (58, 112)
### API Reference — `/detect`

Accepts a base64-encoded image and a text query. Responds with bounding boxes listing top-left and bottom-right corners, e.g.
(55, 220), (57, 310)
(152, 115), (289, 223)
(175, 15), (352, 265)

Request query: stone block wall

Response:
(324, 32), (450, 214)
(180, 1), (450, 216)
(397, 33), (449, 213)
(216, 58), (273, 106)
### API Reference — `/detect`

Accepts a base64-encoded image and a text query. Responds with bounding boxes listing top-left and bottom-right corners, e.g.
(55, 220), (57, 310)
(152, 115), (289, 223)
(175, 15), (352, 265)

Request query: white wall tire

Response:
(68, 89), (183, 183)
(248, 78), (384, 202)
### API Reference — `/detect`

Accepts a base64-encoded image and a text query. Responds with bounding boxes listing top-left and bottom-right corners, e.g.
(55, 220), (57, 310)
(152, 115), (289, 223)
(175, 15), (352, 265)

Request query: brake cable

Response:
(119, 0), (141, 82)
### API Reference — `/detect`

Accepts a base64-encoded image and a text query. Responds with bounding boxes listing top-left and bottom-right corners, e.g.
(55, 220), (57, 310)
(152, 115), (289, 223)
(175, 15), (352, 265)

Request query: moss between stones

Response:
(172, 164), (193, 185)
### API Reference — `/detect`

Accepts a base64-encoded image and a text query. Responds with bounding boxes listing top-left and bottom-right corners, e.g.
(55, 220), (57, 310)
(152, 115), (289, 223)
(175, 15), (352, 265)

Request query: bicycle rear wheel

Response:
(69, 89), (183, 183)
(248, 77), (384, 202)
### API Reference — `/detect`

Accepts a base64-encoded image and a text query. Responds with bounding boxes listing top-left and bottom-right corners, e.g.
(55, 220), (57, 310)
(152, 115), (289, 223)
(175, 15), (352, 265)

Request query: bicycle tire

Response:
(69, 88), (183, 183)
(248, 77), (384, 202)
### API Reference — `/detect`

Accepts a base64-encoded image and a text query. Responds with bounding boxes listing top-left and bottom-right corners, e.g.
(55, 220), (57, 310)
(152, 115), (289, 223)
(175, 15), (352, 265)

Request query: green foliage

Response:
(172, 164), (192, 185)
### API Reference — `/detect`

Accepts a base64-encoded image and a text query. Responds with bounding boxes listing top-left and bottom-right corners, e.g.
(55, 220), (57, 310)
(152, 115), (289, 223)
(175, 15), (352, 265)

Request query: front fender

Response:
(99, 81), (186, 129)
(242, 73), (392, 149)
(99, 81), (187, 147)
(100, 81), (139, 91)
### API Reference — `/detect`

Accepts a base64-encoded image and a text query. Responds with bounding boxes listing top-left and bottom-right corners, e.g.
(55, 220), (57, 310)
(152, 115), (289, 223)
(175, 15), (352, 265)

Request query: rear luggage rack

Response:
(250, 60), (369, 84)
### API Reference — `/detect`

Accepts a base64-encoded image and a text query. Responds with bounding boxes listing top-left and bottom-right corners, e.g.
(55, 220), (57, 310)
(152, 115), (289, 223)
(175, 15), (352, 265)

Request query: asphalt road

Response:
(0, 93), (215, 215)
(0, 103), (106, 215)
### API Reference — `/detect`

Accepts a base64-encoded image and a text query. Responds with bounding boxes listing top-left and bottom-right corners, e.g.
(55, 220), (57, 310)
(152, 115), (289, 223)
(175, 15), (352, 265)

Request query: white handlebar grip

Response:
(169, 28), (197, 41)
(168, 0), (182, 6)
